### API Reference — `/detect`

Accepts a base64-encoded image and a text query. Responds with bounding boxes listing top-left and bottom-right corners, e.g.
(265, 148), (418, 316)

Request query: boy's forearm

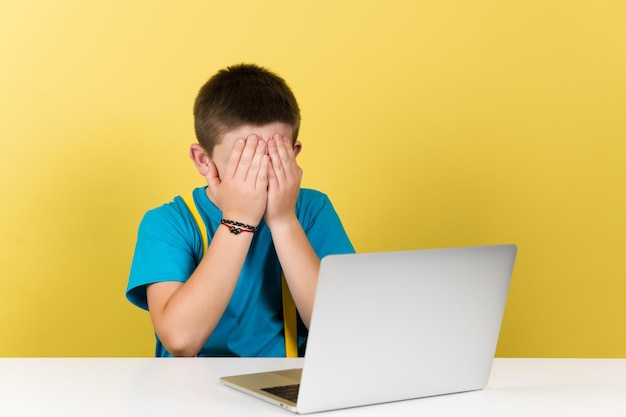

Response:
(270, 217), (320, 328)
(148, 227), (253, 357)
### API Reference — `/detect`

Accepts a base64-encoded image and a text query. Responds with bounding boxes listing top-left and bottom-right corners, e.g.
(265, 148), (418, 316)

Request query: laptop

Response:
(220, 244), (517, 414)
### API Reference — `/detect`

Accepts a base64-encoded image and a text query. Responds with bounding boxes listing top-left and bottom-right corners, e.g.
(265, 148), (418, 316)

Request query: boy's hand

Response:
(207, 135), (269, 226)
(264, 134), (302, 228)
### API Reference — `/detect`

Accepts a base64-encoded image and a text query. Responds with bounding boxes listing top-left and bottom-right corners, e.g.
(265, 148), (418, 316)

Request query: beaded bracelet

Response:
(221, 219), (257, 235)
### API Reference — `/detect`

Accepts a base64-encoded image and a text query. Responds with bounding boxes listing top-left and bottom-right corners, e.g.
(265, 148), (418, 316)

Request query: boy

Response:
(126, 64), (354, 357)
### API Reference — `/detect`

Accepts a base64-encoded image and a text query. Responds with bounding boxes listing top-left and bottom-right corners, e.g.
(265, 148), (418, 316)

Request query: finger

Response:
(268, 135), (285, 183)
(223, 138), (245, 179)
(246, 139), (266, 181)
(267, 154), (277, 185)
(271, 134), (298, 184)
(206, 161), (221, 189)
(234, 134), (259, 181)
(281, 135), (297, 159)
(277, 135), (297, 169)
(256, 154), (270, 190)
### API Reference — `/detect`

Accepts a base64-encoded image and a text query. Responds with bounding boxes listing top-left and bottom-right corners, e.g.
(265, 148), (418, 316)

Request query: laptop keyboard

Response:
(261, 384), (300, 402)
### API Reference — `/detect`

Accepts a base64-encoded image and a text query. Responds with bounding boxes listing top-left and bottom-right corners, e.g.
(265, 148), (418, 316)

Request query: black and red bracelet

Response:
(221, 219), (257, 235)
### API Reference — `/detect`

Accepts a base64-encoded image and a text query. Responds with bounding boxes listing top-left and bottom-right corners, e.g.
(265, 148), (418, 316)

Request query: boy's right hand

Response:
(206, 135), (269, 226)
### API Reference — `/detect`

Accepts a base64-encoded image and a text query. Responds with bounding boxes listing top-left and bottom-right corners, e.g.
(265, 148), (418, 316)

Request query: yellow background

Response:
(1, 1), (624, 357)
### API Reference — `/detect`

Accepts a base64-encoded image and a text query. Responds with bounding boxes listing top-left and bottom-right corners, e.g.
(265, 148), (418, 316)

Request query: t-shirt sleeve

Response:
(126, 202), (201, 310)
(298, 191), (355, 259)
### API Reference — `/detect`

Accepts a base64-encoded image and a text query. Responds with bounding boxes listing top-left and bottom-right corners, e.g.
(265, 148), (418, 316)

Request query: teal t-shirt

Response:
(126, 187), (354, 357)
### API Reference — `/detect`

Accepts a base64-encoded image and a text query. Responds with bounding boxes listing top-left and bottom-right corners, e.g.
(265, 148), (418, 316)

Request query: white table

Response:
(0, 358), (625, 416)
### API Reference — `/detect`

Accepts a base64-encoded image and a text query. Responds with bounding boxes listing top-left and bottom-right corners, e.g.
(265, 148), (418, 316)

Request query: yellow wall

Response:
(1, 1), (624, 357)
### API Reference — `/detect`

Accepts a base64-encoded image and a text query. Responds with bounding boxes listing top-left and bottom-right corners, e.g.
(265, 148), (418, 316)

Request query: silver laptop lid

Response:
(296, 244), (517, 413)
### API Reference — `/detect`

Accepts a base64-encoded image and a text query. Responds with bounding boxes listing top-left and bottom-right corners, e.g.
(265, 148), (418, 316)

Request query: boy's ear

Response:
(293, 140), (303, 157)
(189, 143), (211, 176)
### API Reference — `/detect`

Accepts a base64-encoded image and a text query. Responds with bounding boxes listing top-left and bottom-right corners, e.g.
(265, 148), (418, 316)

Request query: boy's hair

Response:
(193, 63), (301, 156)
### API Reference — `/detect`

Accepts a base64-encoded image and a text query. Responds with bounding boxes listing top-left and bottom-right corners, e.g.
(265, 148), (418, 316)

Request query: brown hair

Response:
(193, 63), (301, 156)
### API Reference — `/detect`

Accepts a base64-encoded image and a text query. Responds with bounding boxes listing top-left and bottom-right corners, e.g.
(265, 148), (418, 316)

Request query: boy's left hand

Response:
(264, 134), (302, 228)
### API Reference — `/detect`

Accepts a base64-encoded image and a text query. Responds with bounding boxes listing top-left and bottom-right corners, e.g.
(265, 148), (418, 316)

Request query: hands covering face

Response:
(206, 133), (302, 228)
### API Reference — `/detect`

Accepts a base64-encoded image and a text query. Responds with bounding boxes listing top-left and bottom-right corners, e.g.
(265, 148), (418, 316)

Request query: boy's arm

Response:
(265, 135), (319, 328)
(146, 226), (254, 357)
(269, 219), (320, 328)
(147, 136), (269, 357)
